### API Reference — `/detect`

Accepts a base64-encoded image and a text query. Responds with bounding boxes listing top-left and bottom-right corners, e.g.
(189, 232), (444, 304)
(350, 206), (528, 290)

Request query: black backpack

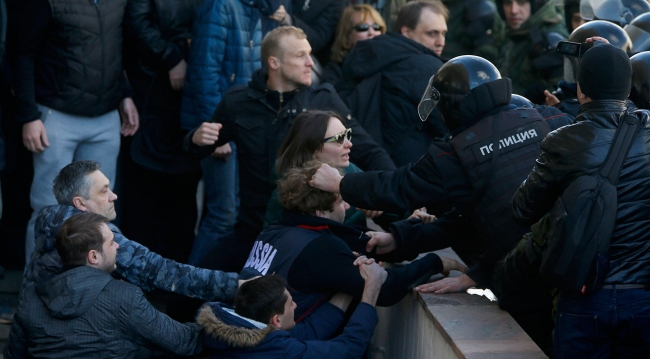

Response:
(540, 113), (640, 295)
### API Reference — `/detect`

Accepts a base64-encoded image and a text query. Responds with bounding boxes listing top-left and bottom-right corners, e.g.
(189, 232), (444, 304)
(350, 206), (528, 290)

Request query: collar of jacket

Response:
(197, 304), (276, 350)
(576, 100), (629, 126)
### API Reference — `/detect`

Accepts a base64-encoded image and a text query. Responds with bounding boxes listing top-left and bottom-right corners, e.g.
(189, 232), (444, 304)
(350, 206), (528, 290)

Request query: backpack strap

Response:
(599, 112), (641, 185)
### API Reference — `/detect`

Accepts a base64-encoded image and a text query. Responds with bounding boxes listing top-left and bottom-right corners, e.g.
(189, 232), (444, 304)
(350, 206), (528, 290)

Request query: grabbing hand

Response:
(169, 59), (187, 90)
(309, 163), (343, 193)
(414, 273), (476, 294)
(585, 36), (610, 45)
(119, 97), (140, 136)
(192, 122), (222, 146)
(211, 142), (232, 161)
(22, 120), (49, 153)
(365, 231), (396, 254)
(358, 261), (388, 286)
(408, 207), (437, 224)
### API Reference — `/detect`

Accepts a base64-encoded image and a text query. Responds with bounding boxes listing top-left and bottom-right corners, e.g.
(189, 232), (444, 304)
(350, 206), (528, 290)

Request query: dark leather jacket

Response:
(512, 100), (650, 284)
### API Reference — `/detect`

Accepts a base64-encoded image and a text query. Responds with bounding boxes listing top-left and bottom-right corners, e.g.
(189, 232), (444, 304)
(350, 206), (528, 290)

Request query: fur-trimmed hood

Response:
(197, 303), (277, 351)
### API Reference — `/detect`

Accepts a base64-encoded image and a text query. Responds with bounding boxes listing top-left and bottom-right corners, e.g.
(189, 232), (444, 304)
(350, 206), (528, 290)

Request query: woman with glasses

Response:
(264, 110), (379, 228)
(322, 5), (386, 87)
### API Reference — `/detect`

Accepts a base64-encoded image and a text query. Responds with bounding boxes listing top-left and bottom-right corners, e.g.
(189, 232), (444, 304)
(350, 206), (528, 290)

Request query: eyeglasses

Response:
(353, 23), (383, 33)
(323, 128), (352, 145)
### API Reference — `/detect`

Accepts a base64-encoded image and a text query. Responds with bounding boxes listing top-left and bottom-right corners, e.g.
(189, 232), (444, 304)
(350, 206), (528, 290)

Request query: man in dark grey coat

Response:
(4, 212), (204, 359)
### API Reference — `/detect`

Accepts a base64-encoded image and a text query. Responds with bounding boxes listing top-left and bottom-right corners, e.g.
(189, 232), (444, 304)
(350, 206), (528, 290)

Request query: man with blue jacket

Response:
(197, 259), (386, 359)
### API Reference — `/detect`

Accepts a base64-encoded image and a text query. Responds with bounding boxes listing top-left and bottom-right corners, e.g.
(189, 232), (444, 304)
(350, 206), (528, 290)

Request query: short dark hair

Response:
(276, 110), (344, 176)
(394, 0), (449, 32)
(56, 212), (108, 266)
(53, 160), (101, 206)
(235, 275), (288, 324)
(277, 160), (340, 215)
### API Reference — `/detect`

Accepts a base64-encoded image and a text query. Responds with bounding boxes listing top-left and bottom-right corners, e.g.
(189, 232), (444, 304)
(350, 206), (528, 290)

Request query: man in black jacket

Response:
(310, 55), (572, 354)
(120, 0), (202, 263)
(343, 1), (449, 166)
(512, 44), (650, 358)
(5, 212), (203, 359)
(185, 26), (394, 272)
(12, 0), (140, 265)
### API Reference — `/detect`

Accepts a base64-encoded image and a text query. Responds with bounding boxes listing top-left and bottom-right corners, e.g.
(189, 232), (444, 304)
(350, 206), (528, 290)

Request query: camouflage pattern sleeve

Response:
(112, 225), (239, 301)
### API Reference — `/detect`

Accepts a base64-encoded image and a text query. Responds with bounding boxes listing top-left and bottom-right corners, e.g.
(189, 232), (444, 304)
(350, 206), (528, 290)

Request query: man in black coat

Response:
(310, 55), (572, 354)
(185, 26), (394, 272)
(120, 0), (203, 263)
(513, 44), (650, 359)
(342, 1), (449, 166)
(5, 212), (203, 359)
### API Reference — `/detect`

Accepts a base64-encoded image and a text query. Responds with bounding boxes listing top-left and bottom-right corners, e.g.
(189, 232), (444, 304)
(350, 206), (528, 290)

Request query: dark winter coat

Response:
(12, 0), (130, 122)
(512, 100), (650, 284)
(290, 0), (346, 64)
(342, 32), (448, 166)
(24, 204), (239, 301)
(185, 68), (395, 238)
(197, 300), (377, 359)
(5, 266), (203, 359)
(123, 0), (203, 173)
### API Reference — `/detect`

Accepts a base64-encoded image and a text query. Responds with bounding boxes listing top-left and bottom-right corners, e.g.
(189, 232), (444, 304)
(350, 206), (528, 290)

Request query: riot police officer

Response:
(310, 55), (572, 355)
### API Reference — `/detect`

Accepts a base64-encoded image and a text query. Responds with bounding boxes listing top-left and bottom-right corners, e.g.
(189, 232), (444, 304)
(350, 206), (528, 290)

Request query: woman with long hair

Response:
(322, 5), (386, 87)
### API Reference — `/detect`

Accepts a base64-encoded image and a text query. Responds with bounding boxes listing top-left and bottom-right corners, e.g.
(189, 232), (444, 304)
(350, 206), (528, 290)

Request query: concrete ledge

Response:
(370, 250), (547, 359)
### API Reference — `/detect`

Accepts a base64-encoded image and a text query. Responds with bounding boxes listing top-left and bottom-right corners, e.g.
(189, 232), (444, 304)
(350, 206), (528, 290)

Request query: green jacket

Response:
(499, 0), (568, 102)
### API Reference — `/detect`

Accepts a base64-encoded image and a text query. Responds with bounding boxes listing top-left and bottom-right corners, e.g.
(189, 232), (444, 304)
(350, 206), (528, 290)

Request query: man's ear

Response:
(87, 250), (99, 265)
(270, 314), (282, 329)
(268, 56), (281, 70)
(72, 196), (87, 212)
(400, 26), (411, 37)
(314, 210), (327, 218)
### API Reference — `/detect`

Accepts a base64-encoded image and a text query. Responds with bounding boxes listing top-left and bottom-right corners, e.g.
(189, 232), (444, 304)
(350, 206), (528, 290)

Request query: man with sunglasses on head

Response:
(341, 1), (449, 166)
(185, 26), (394, 273)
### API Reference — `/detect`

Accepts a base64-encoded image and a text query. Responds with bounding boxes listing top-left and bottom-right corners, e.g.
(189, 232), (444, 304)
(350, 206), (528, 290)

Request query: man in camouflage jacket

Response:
(22, 160), (243, 301)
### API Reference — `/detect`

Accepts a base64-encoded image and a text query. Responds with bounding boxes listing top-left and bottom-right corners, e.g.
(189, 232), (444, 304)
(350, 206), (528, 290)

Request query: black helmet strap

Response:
(458, 78), (512, 128)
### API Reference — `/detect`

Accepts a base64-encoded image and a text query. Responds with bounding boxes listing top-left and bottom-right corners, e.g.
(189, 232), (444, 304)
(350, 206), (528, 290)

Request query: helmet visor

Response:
(418, 76), (441, 122)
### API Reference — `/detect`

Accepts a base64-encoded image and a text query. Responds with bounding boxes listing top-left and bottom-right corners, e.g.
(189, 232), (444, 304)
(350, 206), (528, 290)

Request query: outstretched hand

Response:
(440, 257), (468, 276)
(408, 207), (437, 224)
(414, 273), (476, 294)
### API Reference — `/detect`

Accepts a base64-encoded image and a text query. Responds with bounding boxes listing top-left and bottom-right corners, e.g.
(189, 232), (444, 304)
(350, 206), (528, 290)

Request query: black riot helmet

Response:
(418, 55), (512, 132)
(630, 52), (650, 109)
(625, 13), (650, 52)
(510, 94), (534, 108)
(563, 20), (634, 82)
(580, 0), (650, 27)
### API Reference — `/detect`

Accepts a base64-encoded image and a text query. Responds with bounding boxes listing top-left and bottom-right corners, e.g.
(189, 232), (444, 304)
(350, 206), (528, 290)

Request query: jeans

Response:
(554, 286), (650, 358)
(187, 142), (239, 265)
(25, 105), (120, 265)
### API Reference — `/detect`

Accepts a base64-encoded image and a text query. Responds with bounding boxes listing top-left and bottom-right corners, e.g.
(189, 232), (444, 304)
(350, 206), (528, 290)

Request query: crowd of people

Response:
(3, 0), (650, 358)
